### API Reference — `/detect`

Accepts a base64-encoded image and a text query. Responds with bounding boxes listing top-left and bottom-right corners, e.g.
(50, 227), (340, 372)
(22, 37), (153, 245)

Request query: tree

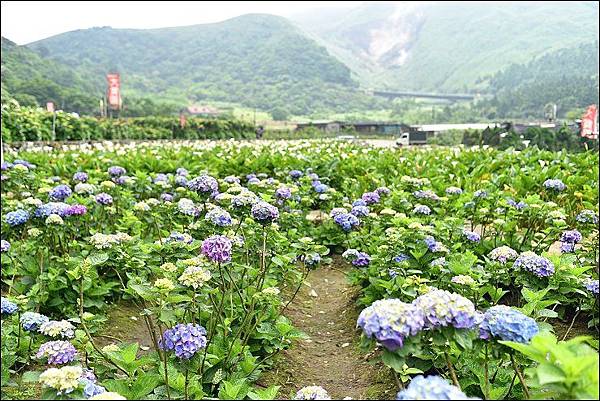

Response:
(270, 107), (290, 121)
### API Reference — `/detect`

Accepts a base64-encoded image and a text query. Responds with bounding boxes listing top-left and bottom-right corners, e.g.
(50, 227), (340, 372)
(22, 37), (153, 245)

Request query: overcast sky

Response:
(1, 1), (372, 44)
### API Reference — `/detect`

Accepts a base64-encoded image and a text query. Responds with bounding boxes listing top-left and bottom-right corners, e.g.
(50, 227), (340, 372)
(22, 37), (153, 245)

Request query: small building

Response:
(182, 105), (220, 117)
(295, 120), (342, 133)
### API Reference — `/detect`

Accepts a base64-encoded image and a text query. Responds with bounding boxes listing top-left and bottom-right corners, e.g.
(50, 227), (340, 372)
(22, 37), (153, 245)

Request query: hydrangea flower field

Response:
(1, 140), (598, 400)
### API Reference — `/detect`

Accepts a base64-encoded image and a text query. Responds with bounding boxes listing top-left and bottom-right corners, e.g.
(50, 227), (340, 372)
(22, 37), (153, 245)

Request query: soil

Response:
(259, 258), (396, 400)
(95, 302), (153, 352)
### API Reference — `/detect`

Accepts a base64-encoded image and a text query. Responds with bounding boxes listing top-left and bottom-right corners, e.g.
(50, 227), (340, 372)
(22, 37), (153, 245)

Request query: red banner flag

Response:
(581, 105), (598, 139)
(106, 73), (121, 110)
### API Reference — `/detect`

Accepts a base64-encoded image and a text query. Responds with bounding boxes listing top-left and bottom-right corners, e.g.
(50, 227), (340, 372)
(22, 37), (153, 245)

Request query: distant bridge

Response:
(368, 89), (477, 101)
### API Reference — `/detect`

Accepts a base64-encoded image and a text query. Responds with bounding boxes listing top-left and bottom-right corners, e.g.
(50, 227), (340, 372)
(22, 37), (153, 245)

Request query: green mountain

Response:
(24, 14), (384, 116)
(293, 1), (599, 92)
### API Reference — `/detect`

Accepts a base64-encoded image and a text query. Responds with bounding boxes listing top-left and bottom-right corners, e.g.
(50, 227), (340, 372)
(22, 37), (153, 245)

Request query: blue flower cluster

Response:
(560, 229), (582, 253)
(376, 186), (390, 196)
(289, 170), (303, 179)
(413, 190), (440, 201)
(343, 249), (371, 267)
(473, 190), (488, 199)
(479, 305), (538, 343)
(275, 187), (292, 200)
(333, 213), (360, 232)
(413, 204), (431, 215)
(583, 278), (599, 295)
(543, 179), (566, 191)
(35, 202), (70, 218)
(1, 297), (18, 315)
(107, 166), (126, 177)
(396, 375), (477, 400)
(462, 230), (481, 243)
(361, 191), (380, 205)
(205, 207), (232, 227)
(5, 209), (30, 226)
(445, 186), (463, 195)
(576, 209), (599, 225)
(95, 193), (113, 206)
(49, 185), (72, 201)
(20, 311), (50, 332)
(251, 201), (279, 224)
(350, 205), (369, 217)
(513, 251), (554, 277)
(507, 198), (527, 210)
(160, 323), (207, 359)
(357, 299), (424, 351)
(72, 172), (88, 182)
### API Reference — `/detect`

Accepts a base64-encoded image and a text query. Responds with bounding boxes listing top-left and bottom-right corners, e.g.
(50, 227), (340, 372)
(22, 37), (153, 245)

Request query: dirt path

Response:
(260, 260), (394, 400)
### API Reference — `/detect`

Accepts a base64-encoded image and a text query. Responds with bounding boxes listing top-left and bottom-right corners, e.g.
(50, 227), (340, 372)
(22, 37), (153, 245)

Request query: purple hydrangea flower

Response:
(223, 175), (240, 184)
(160, 323), (207, 359)
(20, 312), (49, 331)
(5, 209), (30, 226)
(176, 167), (189, 176)
(275, 187), (292, 200)
(352, 252), (371, 267)
(333, 213), (360, 232)
(414, 190), (440, 201)
(107, 166), (126, 177)
(1, 297), (18, 315)
(72, 172), (88, 182)
(357, 299), (424, 351)
(560, 230), (582, 244)
(13, 159), (35, 169)
(396, 375), (475, 400)
(330, 208), (348, 218)
(187, 174), (218, 196)
(513, 252), (554, 277)
(445, 187), (463, 195)
(479, 305), (538, 343)
(153, 173), (169, 184)
(576, 210), (598, 225)
(175, 175), (188, 187)
(543, 179), (566, 192)
(463, 230), (481, 243)
(413, 289), (478, 329)
(36, 340), (77, 365)
(201, 235), (233, 263)
(251, 201), (279, 224)
(351, 205), (370, 217)
(95, 193), (113, 206)
(66, 204), (87, 216)
(166, 232), (193, 244)
(352, 199), (367, 207)
(488, 246), (518, 264)
(413, 204), (431, 215)
(1, 240), (10, 253)
(474, 190), (488, 199)
(303, 253), (321, 267)
(423, 236), (445, 253)
(48, 184), (73, 202)
(205, 207), (233, 227)
(161, 193), (174, 202)
(362, 191), (380, 205)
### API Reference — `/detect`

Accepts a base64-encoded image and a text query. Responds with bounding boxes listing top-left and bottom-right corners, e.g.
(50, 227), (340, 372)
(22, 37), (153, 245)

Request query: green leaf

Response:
(248, 385), (280, 400)
(536, 363), (566, 385)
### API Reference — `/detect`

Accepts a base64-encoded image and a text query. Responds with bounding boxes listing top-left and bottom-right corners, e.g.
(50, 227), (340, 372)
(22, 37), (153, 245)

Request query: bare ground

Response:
(259, 259), (395, 400)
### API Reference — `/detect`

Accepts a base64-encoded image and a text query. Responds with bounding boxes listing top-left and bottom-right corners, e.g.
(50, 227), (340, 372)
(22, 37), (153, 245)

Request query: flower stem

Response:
(510, 353), (530, 399)
(444, 351), (460, 389)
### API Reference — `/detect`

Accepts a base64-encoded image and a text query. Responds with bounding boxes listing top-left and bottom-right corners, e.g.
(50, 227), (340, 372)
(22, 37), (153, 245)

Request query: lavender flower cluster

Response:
(205, 207), (233, 227)
(187, 174), (218, 196)
(20, 311), (50, 331)
(333, 213), (360, 232)
(201, 235), (233, 263)
(576, 209), (599, 225)
(413, 289), (478, 329)
(1, 239), (10, 253)
(583, 278), (599, 295)
(462, 230), (481, 243)
(413, 204), (431, 215)
(488, 246), (518, 264)
(36, 340), (78, 365)
(513, 252), (554, 277)
(49, 185), (72, 201)
(543, 179), (566, 191)
(1, 297), (18, 315)
(251, 201), (279, 224)
(160, 323), (207, 359)
(559, 229), (582, 253)
(361, 191), (380, 205)
(342, 249), (371, 267)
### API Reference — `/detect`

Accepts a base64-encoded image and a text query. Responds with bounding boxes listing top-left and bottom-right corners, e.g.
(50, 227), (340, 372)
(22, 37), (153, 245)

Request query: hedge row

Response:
(1, 104), (255, 142)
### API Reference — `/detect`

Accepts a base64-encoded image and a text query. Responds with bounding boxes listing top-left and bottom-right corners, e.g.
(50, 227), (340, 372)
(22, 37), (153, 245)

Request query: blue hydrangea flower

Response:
(314, 183), (329, 193)
(81, 378), (106, 398)
(344, 251), (371, 267)
(445, 186), (463, 195)
(1, 239), (10, 253)
(72, 172), (88, 182)
(376, 186), (391, 196)
(423, 236), (446, 253)
(362, 191), (380, 205)
(414, 190), (440, 201)
(205, 207), (232, 227)
(583, 278), (599, 295)
(20, 312), (50, 331)
(35, 202), (70, 217)
(473, 190), (488, 199)
(107, 166), (126, 177)
(329, 208), (348, 218)
(187, 174), (219, 195)
(175, 175), (188, 187)
(161, 193), (174, 202)
(294, 386), (331, 400)
(479, 305), (538, 343)
(49, 185), (72, 201)
(333, 213), (360, 232)
(1, 297), (18, 315)
(289, 170), (303, 179)
(576, 209), (599, 225)
(413, 204), (431, 215)
(396, 375), (477, 400)
(223, 175), (240, 184)
(153, 173), (169, 184)
(275, 187), (292, 200)
(462, 230), (481, 243)
(560, 230), (582, 245)
(176, 167), (189, 176)
(251, 201), (279, 224)
(393, 253), (409, 263)
(413, 289), (478, 329)
(513, 252), (554, 277)
(36, 340), (77, 365)
(543, 179), (566, 191)
(357, 299), (424, 351)
(351, 205), (370, 217)
(5, 209), (30, 226)
(303, 253), (321, 267)
(352, 199), (367, 207)
(160, 323), (207, 359)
